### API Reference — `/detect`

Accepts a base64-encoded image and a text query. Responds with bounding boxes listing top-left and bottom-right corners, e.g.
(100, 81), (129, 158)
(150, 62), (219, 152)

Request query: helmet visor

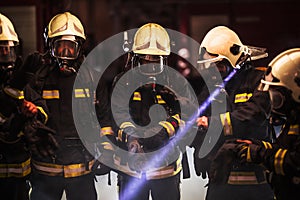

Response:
(137, 54), (164, 76)
(0, 44), (17, 63)
(51, 39), (80, 60)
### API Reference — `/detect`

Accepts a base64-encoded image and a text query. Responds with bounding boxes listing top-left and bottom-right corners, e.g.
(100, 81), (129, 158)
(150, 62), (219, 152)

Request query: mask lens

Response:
(138, 55), (164, 76)
(52, 39), (79, 59)
(0, 45), (16, 63)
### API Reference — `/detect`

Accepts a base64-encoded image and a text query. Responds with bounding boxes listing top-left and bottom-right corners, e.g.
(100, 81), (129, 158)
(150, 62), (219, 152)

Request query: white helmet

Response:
(132, 23), (170, 56)
(0, 13), (19, 43)
(198, 26), (267, 69)
(261, 48), (300, 103)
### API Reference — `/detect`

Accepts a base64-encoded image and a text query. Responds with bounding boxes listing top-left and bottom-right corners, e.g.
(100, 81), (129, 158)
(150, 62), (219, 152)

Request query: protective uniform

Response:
(0, 13), (48, 200)
(234, 48), (300, 200)
(112, 23), (191, 200)
(193, 26), (274, 200)
(28, 12), (104, 200)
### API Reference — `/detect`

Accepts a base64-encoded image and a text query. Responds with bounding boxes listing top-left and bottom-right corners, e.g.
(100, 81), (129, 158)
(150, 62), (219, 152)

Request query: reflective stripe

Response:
(274, 148), (287, 175)
(100, 127), (114, 137)
(172, 114), (181, 125)
(234, 93), (253, 103)
(36, 106), (49, 124)
(32, 159), (95, 178)
(220, 112), (232, 135)
(3, 87), (24, 99)
(228, 171), (264, 185)
(118, 122), (135, 142)
(288, 125), (299, 135)
(159, 121), (175, 137)
(133, 92), (141, 101)
(114, 156), (181, 180)
(262, 141), (272, 149)
(42, 90), (59, 99)
(101, 142), (114, 150)
(74, 88), (90, 98)
(0, 158), (31, 178)
(120, 122), (135, 129)
(156, 95), (166, 104)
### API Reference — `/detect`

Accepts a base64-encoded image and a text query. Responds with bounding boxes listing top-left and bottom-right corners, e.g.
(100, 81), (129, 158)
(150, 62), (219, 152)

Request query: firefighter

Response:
(28, 12), (103, 200)
(192, 26), (274, 200)
(212, 48), (300, 200)
(0, 13), (50, 200)
(111, 23), (196, 200)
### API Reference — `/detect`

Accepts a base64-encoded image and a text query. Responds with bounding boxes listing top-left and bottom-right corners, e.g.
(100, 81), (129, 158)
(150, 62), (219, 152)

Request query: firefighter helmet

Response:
(0, 13), (19, 43)
(47, 12), (85, 40)
(198, 26), (267, 68)
(132, 23), (170, 56)
(261, 48), (300, 103)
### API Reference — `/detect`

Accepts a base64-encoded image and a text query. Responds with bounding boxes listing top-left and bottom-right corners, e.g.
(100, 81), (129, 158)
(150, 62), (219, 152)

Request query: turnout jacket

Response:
(195, 64), (272, 184)
(29, 57), (104, 178)
(111, 70), (194, 180)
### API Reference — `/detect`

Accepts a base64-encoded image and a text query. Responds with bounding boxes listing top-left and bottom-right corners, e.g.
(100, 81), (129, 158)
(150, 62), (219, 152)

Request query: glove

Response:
(92, 150), (113, 176)
(209, 139), (245, 184)
(127, 136), (146, 172)
(142, 126), (169, 150)
(237, 139), (273, 164)
(23, 118), (59, 158)
(8, 52), (43, 91)
(20, 100), (38, 118)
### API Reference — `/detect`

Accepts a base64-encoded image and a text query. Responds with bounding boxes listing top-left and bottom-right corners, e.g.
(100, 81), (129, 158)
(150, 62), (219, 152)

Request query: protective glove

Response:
(142, 126), (169, 150)
(127, 136), (146, 172)
(8, 52), (43, 91)
(209, 139), (246, 184)
(20, 100), (38, 118)
(237, 139), (273, 164)
(23, 118), (59, 158)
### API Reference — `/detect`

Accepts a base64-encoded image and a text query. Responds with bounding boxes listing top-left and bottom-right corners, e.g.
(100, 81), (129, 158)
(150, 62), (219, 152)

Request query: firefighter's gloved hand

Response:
(23, 119), (59, 158)
(7, 52), (43, 91)
(209, 139), (245, 184)
(237, 139), (272, 164)
(142, 126), (169, 150)
(127, 136), (145, 172)
(20, 100), (38, 118)
(193, 154), (210, 179)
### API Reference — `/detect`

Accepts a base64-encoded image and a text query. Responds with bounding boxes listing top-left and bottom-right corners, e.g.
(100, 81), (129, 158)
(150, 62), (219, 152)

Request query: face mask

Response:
(269, 87), (293, 116)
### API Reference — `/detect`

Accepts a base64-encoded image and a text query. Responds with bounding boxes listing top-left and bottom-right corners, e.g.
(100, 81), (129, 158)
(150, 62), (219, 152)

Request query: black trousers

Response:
(205, 182), (274, 200)
(29, 173), (97, 200)
(0, 177), (30, 200)
(118, 173), (180, 200)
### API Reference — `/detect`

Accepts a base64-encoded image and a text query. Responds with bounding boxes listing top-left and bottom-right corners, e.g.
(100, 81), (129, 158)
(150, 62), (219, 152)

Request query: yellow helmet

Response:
(0, 13), (19, 43)
(198, 26), (267, 68)
(132, 23), (170, 56)
(261, 48), (300, 102)
(47, 12), (85, 40)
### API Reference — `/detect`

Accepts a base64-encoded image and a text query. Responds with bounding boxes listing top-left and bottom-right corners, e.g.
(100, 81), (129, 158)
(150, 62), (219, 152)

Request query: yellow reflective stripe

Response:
(234, 93), (253, 103)
(246, 146), (252, 162)
(101, 142), (114, 150)
(36, 106), (48, 124)
(120, 122), (135, 129)
(74, 88), (90, 98)
(274, 148), (287, 175)
(288, 125), (299, 135)
(3, 87), (24, 99)
(0, 158), (31, 178)
(172, 114), (181, 124)
(156, 95), (166, 104)
(32, 160), (94, 178)
(100, 127), (114, 137)
(228, 171), (260, 185)
(133, 92), (141, 101)
(159, 121), (175, 137)
(113, 156), (181, 180)
(220, 112), (232, 136)
(42, 90), (59, 99)
(262, 141), (272, 149)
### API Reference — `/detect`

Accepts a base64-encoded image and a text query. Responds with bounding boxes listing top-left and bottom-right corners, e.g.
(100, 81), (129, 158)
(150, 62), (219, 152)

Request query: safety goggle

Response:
(0, 45), (16, 63)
